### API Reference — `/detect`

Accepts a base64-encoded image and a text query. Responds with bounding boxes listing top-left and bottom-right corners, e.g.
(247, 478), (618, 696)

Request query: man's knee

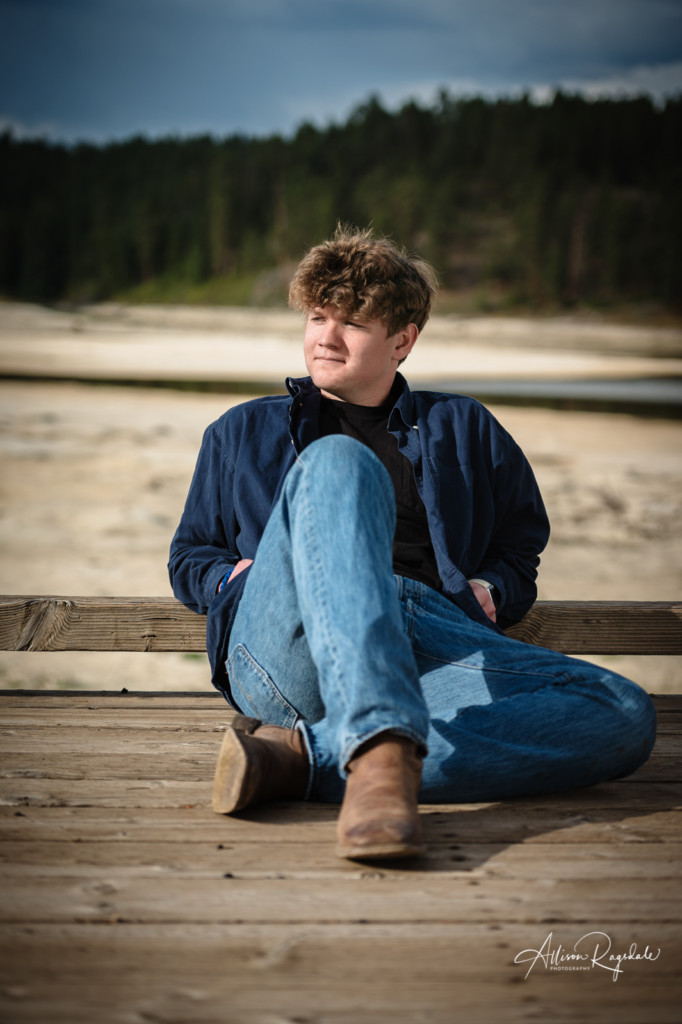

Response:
(595, 674), (657, 780)
(302, 434), (377, 467)
(298, 435), (393, 499)
(621, 680), (657, 764)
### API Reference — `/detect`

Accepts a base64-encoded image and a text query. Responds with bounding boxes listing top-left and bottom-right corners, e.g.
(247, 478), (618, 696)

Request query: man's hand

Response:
(230, 558), (253, 582)
(469, 580), (497, 623)
(218, 559), (254, 593)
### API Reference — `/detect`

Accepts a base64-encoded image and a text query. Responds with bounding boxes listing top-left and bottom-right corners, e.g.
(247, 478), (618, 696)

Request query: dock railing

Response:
(1, 595), (681, 656)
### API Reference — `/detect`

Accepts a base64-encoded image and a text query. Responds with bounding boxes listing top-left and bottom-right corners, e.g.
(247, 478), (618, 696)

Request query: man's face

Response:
(303, 305), (417, 406)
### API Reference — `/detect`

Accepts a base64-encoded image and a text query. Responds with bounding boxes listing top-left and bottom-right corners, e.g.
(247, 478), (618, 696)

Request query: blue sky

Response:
(1, 0), (681, 143)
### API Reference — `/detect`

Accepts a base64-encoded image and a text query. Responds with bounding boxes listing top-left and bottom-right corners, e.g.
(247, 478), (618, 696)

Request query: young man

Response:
(169, 226), (656, 861)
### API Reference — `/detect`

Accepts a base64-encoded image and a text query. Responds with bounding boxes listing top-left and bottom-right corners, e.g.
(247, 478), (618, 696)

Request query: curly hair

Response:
(288, 225), (438, 337)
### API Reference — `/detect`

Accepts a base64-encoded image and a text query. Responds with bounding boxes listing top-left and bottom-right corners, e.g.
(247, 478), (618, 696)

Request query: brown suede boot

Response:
(212, 714), (309, 814)
(336, 733), (425, 861)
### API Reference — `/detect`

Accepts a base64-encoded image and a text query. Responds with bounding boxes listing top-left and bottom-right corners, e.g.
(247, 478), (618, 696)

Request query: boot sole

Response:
(212, 727), (251, 814)
(336, 840), (426, 861)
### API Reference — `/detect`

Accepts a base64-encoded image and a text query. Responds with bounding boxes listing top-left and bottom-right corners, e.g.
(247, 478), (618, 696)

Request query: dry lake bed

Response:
(1, 302), (680, 693)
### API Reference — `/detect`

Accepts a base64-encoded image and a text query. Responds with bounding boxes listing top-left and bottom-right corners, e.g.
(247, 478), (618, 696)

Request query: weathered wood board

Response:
(0, 691), (680, 1022)
(2, 595), (681, 653)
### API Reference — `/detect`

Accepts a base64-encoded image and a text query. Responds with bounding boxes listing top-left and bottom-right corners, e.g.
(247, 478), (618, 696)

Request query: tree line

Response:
(1, 91), (680, 313)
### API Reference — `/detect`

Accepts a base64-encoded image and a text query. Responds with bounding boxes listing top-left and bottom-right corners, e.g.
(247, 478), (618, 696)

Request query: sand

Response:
(1, 303), (680, 693)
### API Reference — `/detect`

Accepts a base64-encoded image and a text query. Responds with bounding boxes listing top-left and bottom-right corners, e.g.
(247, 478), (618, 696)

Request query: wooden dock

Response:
(1, 596), (681, 1021)
(1, 687), (680, 1023)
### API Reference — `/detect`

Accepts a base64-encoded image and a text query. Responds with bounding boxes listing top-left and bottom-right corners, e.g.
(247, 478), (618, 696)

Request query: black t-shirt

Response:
(318, 388), (442, 591)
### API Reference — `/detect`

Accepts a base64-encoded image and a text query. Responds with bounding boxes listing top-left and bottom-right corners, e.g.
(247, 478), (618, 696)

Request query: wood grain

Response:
(1, 595), (681, 653)
(1, 924), (680, 1023)
(0, 691), (680, 1023)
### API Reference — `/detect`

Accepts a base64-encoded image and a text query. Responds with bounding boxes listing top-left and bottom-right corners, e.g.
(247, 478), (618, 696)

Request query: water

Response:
(420, 378), (682, 416)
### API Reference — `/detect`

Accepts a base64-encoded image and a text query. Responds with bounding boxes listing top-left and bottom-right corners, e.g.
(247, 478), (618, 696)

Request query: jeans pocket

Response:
(227, 643), (300, 728)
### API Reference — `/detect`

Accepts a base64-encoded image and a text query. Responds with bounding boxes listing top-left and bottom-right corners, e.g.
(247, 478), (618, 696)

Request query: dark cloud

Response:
(0, 0), (680, 141)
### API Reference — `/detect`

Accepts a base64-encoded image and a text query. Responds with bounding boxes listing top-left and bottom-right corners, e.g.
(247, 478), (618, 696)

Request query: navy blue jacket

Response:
(168, 373), (550, 692)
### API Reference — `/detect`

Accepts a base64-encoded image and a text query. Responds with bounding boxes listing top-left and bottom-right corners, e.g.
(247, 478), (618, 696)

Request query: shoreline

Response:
(2, 371), (680, 420)
(2, 302), (681, 386)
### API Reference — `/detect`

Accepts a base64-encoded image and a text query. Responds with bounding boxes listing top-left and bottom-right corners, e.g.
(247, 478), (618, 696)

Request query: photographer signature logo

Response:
(514, 931), (661, 981)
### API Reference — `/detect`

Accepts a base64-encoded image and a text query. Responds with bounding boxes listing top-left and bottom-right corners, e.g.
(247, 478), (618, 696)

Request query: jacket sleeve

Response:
(168, 420), (239, 614)
(475, 429), (550, 629)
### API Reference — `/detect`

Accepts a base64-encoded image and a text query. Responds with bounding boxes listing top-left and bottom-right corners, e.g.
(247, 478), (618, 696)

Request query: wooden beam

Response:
(0, 596), (202, 653)
(505, 599), (682, 654)
(0, 595), (680, 654)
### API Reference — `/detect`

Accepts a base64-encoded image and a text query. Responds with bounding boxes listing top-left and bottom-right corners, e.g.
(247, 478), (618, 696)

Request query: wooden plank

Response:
(1, 840), (680, 880)
(0, 712), (672, 750)
(0, 727), (226, 754)
(1, 924), (679, 1024)
(651, 698), (682, 714)
(1, 753), (213, 781)
(0, 694), (678, 729)
(0, 775), (677, 810)
(504, 599), (682, 653)
(1, 871), (680, 926)
(0, 692), (223, 707)
(0, 779), (211, 808)
(1, 595), (681, 654)
(0, 596), (206, 653)
(0, 708), (231, 730)
(0, 705), (678, 786)
(6, 873), (682, 931)
(4, 692), (680, 717)
(1, 800), (680, 845)
(0, 691), (674, 711)
(2, 745), (675, 782)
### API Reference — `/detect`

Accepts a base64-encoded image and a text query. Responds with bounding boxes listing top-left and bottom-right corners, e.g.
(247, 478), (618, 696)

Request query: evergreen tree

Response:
(0, 95), (678, 313)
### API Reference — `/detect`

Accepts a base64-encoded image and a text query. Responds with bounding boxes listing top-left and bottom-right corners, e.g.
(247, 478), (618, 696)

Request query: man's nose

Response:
(320, 322), (342, 347)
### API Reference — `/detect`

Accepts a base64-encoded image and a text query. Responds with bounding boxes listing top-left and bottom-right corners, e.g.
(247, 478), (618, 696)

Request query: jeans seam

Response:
(400, 596), (418, 642)
(412, 643), (576, 684)
(295, 722), (316, 801)
(300, 459), (351, 713)
(228, 643), (299, 724)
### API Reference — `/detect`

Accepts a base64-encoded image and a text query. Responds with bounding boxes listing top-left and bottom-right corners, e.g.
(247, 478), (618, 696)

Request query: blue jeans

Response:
(225, 435), (656, 803)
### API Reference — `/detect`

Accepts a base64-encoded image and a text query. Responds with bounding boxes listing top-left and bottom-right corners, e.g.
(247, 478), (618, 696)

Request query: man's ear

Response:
(393, 322), (419, 362)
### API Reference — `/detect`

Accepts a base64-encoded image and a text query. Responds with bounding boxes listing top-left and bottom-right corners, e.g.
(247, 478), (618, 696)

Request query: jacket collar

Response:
(388, 372), (415, 431)
(285, 375), (320, 453)
(285, 372), (416, 451)
(286, 372), (414, 419)
(285, 375), (317, 400)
